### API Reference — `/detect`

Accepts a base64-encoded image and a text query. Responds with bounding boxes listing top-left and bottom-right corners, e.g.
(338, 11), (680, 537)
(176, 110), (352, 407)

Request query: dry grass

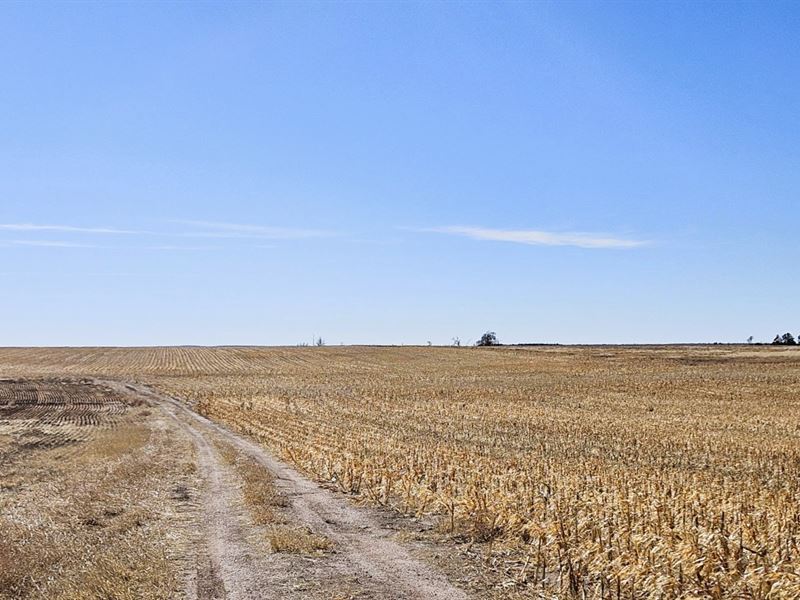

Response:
(2, 345), (800, 598)
(214, 440), (288, 526)
(0, 381), (196, 599)
(266, 525), (333, 555)
(214, 438), (332, 555)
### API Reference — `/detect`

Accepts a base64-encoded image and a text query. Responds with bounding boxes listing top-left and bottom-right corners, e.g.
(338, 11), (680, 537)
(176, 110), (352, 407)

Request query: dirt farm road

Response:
(105, 379), (467, 600)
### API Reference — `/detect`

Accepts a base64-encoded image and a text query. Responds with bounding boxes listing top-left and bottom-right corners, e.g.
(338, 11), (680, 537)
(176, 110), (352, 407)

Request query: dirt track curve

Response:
(104, 379), (467, 600)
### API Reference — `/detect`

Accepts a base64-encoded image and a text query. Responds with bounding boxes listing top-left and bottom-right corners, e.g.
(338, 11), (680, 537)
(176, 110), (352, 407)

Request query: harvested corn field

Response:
(1, 345), (799, 598)
(0, 368), (467, 600)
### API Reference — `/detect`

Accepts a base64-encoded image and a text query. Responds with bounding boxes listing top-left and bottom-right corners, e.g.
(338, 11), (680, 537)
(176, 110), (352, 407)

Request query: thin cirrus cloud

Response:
(423, 226), (649, 249)
(0, 223), (144, 235)
(173, 220), (336, 240)
(5, 239), (100, 248)
(0, 220), (337, 249)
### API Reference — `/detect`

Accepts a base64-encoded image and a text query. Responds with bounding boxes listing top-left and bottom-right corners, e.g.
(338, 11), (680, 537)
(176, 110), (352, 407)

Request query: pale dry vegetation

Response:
(1, 345), (799, 598)
(215, 439), (288, 525)
(214, 439), (332, 555)
(0, 379), (196, 599)
(265, 525), (333, 556)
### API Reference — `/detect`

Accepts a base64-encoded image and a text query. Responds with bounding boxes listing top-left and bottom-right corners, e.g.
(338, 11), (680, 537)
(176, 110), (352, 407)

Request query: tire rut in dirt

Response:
(157, 396), (332, 600)
(107, 380), (468, 600)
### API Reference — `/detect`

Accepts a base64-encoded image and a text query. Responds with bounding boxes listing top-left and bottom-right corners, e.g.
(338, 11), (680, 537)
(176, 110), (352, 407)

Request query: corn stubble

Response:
(1, 345), (798, 598)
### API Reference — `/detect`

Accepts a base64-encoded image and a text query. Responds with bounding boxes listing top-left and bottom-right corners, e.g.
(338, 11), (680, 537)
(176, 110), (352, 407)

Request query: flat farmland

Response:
(1, 345), (799, 599)
(0, 379), (196, 599)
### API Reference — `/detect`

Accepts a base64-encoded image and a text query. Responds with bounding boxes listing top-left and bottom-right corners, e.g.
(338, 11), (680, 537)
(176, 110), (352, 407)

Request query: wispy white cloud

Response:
(174, 220), (335, 240)
(7, 240), (100, 248)
(422, 226), (648, 249)
(0, 221), (334, 240)
(141, 245), (220, 251)
(0, 223), (144, 235)
(0, 220), (337, 251)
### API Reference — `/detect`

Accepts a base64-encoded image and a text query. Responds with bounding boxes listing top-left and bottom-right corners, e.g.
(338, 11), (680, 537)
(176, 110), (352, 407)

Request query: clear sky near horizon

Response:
(1, 1), (798, 346)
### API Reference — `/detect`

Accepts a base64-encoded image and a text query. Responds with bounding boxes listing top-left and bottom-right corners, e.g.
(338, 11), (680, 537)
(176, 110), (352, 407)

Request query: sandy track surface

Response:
(105, 379), (467, 600)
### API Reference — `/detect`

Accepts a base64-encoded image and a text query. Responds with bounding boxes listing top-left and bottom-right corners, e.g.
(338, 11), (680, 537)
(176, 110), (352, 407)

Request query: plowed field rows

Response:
(0, 379), (129, 462)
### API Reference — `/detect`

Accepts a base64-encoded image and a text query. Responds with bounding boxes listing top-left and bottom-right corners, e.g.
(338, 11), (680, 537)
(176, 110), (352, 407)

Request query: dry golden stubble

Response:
(0, 391), (195, 600)
(2, 345), (800, 597)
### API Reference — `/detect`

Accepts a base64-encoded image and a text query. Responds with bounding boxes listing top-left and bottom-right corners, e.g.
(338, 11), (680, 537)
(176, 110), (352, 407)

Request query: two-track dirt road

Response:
(106, 379), (467, 600)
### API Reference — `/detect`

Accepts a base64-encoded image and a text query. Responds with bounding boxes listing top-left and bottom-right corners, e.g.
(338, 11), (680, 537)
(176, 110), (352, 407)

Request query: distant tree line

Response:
(772, 332), (797, 345)
(476, 331), (500, 346)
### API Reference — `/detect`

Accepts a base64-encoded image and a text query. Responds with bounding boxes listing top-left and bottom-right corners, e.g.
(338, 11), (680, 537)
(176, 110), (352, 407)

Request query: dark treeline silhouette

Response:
(446, 332), (800, 347)
(773, 333), (797, 345)
(476, 331), (500, 346)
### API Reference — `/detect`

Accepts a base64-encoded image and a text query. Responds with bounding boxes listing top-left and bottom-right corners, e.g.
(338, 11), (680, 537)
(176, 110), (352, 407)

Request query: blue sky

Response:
(1, 1), (798, 346)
